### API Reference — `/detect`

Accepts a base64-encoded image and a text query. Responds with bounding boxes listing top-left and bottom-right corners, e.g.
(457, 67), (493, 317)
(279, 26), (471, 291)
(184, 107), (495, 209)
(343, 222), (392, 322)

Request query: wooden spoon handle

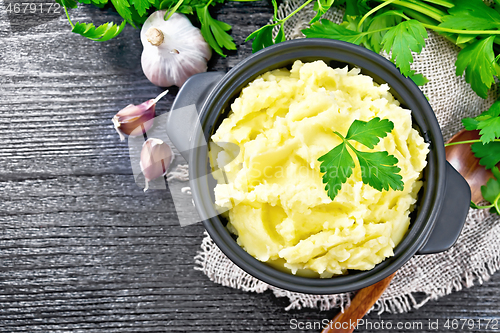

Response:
(322, 272), (397, 333)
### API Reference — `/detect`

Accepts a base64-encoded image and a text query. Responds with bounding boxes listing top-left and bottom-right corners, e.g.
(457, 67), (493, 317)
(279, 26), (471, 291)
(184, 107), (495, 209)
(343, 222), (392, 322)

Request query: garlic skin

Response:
(112, 101), (155, 141)
(112, 90), (168, 141)
(140, 138), (175, 191)
(141, 11), (212, 87)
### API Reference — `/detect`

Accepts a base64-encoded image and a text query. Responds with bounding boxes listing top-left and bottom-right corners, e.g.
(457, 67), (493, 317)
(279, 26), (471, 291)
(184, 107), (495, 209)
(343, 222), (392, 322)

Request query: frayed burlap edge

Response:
(194, 232), (353, 312)
(195, 212), (500, 313)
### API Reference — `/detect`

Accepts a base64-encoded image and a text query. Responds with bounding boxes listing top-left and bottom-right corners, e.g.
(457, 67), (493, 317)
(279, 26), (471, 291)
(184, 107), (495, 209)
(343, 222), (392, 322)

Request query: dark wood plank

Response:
(1, 2), (500, 333)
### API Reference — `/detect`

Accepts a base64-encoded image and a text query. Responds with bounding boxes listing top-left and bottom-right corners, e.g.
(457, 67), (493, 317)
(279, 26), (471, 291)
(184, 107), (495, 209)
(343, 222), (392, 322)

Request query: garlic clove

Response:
(140, 138), (175, 191)
(112, 90), (168, 141)
(140, 11), (212, 87)
(112, 101), (155, 140)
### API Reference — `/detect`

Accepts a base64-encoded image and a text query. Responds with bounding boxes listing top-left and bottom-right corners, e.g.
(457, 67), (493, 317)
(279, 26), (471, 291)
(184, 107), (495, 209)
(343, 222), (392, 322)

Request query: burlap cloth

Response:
(193, 1), (500, 313)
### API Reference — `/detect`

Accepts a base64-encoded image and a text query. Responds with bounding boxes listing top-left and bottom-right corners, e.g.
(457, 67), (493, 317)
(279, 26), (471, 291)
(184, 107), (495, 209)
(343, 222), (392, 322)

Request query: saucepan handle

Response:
(167, 71), (225, 161)
(417, 161), (471, 254)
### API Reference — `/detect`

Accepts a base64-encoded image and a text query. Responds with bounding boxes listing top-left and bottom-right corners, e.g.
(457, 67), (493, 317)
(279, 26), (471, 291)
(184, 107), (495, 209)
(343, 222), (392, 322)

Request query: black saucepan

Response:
(166, 39), (470, 294)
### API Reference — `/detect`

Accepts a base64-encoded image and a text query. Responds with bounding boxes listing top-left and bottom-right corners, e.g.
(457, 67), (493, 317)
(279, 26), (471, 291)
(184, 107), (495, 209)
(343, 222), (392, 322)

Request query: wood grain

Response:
(1, 2), (500, 333)
(322, 273), (396, 333)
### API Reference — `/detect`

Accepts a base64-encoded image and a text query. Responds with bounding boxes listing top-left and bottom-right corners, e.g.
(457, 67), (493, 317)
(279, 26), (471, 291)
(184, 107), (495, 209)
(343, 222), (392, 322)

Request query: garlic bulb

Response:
(141, 11), (212, 87)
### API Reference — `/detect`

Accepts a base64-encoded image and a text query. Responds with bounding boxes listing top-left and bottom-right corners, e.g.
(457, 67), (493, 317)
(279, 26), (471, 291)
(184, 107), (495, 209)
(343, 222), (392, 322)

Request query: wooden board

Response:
(1, 2), (500, 332)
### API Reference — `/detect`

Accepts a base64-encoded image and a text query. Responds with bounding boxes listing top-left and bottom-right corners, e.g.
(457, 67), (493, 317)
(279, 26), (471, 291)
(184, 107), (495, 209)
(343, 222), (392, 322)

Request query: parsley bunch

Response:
(318, 117), (404, 200)
(297, 0), (500, 98)
(58, 0), (238, 56)
(245, 0), (335, 52)
(57, 0), (500, 95)
(446, 100), (500, 214)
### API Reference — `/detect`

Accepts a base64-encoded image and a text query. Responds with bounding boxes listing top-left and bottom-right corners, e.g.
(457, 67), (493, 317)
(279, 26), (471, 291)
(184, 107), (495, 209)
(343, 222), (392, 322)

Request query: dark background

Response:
(1, 1), (500, 332)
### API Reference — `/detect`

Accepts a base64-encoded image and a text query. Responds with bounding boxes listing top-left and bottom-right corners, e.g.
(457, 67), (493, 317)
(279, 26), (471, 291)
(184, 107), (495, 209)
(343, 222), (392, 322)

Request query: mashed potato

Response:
(210, 60), (429, 278)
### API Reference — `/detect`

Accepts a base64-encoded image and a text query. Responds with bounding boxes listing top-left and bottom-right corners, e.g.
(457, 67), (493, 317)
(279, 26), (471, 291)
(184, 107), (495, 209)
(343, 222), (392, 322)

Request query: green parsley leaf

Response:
(381, 20), (427, 77)
(477, 166), (500, 215)
(310, 0), (335, 24)
(110, 0), (135, 27)
(345, 117), (394, 149)
(78, 0), (108, 7)
(478, 101), (500, 118)
(408, 71), (429, 86)
(178, 5), (193, 14)
(344, 0), (370, 17)
(211, 20), (235, 49)
(196, 5), (236, 57)
(455, 36), (500, 99)
(455, 34), (477, 45)
(354, 150), (404, 192)
(439, 0), (500, 31)
(129, 5), (149, 25)
(302, 19), (365, 45)
(72, 21), (126, 41)
(462, 100), (500, 143)
(424, 0), (454, 7)
(477, 117), (500, 144)
(462, 117), (480, 131)
(246, 25), (275, 53)
(470, 201), (481, 209)
(318, 141), (355, 200)
(481, 166), (500, 205)
(364, 10), (403, 53)
(245, 0), (289, 52)
(470, 167), (500, 215)
(475, 102), (500, 143)
(129, 0), (155, 17)
(56, 0), (78, 9)
(158, 0), (171, 9)
(342, 15), (363, 32)
(471, 141), (500, 170)
(318, 118), (403, 200)
(275, 24), (286, 44)
(246, 22), (287, 53)
(482, 167), (500, 215)
(159, 0), (192, 15)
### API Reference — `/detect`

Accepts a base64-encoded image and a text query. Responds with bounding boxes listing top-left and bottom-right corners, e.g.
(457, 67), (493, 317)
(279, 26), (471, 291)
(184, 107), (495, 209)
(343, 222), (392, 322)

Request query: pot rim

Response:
(189, 39), (446, 294)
